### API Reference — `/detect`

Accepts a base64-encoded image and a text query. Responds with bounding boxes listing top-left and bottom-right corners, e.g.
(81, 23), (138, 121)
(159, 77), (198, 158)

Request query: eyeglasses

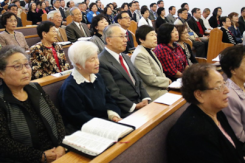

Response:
(54, 16), (63, 19)
(6, 63), (31, 71)
(108, 35), (128, 39)
(205, 81), (227, 92)
(7, 20), (17, 23)
(122, 17), (131, 20)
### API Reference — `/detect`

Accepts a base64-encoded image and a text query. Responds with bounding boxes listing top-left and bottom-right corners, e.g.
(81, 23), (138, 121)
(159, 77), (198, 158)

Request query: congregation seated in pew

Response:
(7, 4), (23, 27)
(154, 23), (189, 81)
(27, 2), (41, 25)
(66, 7), (91, 43)
(0, 12), (29, 50)
(99, 24), (150, 118)
(90, 14), (108, 53)
(0, 45), (66, 163)
(37, 1), (48, 21)
(209, 7), (222, 28)
(156, 7), (168, 30)
(86, 2), (100, 24)
(131, 25), (170, 101)
(220, 16), (237, 45)
(48, 10), (68, 42)
(137, 7), (153, 27)
(58, 41), (121, 134)
(30, 21), (70, 79)
(228, 12), (243, 44)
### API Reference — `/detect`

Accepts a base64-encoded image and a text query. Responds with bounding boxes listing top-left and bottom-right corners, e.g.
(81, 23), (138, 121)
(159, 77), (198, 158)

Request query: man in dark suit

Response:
(117, 11), (134, 53)
(149, 3), (158, 21)
(96, 0), (103, 13)
(128, 2), (137, 22)
(51, 0), (66, 21)
(188, 8), (207, 37)
(66, 7), (91, 42)
(238, 7), (245, 34)
(98, 24), (150, 117)
(8, 4), (22, 27)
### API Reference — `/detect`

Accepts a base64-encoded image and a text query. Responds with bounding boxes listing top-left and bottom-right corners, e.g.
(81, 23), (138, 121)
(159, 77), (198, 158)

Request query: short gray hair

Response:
(103, 23), (121, 44)
(53, 0), (60, 5)
(47, 10), (60, 19)
(70, 7), (79, 16)
(68, 41), (99, 68)
(203, 8), (210, 13)
(0, 45), (28, 71)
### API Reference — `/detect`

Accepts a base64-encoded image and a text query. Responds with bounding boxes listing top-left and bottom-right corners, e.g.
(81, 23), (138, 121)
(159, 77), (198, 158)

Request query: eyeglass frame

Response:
(6, 62), (32, 71)
(204, 81), (227, 92)
(108, 35), (128, 39)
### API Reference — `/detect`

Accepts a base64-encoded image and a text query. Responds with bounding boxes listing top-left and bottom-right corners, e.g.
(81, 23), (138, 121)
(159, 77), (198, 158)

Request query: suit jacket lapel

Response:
(72, 22), (84, 37)
(81, 23), (90, 37)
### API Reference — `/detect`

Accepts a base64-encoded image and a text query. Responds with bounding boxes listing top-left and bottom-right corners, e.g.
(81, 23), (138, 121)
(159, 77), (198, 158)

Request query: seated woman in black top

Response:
(220, 16), (237, 45)
(156, 7), (168, 30)
(228, 12), (243, 43)
(27, 2), (40, 25)
(37, 2), (48, 22)
(103, 6), (114, 24)
(0, 45), (66, 163)
(167, 63), (245, 163)
(209, 7), (222, 28)
(175, 24), (197, 65)
(58, 41), (121, 134)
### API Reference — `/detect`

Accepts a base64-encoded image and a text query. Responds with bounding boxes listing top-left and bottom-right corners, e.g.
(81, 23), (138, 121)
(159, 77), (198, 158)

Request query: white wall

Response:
(71, 0), (245, 18)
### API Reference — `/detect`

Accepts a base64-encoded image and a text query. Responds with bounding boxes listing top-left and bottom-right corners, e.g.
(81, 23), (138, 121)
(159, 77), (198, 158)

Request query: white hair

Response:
(70, 6), (79, 16)
(68, 41), (99, 68)
(47, 10), (60, 19)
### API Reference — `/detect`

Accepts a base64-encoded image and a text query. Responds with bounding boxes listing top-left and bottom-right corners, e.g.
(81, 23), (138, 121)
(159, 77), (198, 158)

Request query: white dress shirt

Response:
(201, 15), (213, 30)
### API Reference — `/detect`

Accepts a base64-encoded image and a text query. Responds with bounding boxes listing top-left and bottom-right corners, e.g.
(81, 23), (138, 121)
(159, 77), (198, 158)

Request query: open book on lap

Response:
(62, 118), (135, 156)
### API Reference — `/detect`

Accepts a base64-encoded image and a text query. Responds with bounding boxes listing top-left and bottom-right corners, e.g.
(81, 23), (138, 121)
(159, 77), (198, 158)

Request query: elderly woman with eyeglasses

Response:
(167, 63), (245, 163)
(30, 21), (70, 79)
(58, 41), (121, 134)
(0, 45), (66, 163)
(0, 12), (29, 50)
(220, 45), (245, 146)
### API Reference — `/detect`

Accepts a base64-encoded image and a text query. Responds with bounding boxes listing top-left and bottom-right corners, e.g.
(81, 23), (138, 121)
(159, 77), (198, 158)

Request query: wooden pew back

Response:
(128, 20), (137, 35)
(42, 13), (48, 21)
(21, 12), (32, 26)
(66, 15), (73, 26)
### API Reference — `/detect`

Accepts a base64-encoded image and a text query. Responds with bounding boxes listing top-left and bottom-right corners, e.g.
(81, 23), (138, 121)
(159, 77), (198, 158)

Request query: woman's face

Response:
(124, 5), (128, 11)
(143, 10), (150, 18)
(0, 53), (31, 88)
(43, 26), (57, 43)
(83, 53), (99, 74)
(223, 18), (231, 27)
(217, 8), (222, 16)
(161, 10), (165, 16)
(231, 57), (245, 83)
(96, 18), (108, 32)
(141, 30), (157, 49)
(231, 15), (239, 23)
(106, 7), (112, 15)
(91, 4), (97, 12)
(197, 69), (229, 111)
(36, 4), (40, 9)
(180, 28), (189, 41)
(170, 27), (179, 43)
(32, 3), (36, 10)
(41, 2), (46, 9)
(5, 15), (17, 31)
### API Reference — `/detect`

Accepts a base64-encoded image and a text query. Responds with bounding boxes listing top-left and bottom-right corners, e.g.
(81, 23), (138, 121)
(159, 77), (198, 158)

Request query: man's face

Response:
(60, 1), (65, 7)
(135, 2), (140, 10)
(184, 4), (189, 11)
(118, 13), (131, 29)
(194, 9), (201, 19)
(180, 10), (188, 20)
(45, 1), (49, 7)
(170, 7), (176, 15)
(151, 4), (157, 12)
(72, 8), (82, 22)
(9, 6), (18, 15)
(70, 1), (75, 8)
(50, 12), (62, 27)
(242, 9), (245, 17)
(54, 0), (60, 8)
(202, 11), (210, 18)
(96, 0), (101, 8)
(130, 3), (136, 12)
(158, 1), (164, 8)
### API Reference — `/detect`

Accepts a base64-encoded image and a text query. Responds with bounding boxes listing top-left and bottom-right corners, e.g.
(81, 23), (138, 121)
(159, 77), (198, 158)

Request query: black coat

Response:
(238, 16), (245, 35)
(220, 27), (237, 45)
(27, 11), (39, 25)
(188, 17), (207, 37)
(156, 16), (168, 29)
(124, 30), (134, 53)
(128, 10), (137, 22)
(209, 15), (221, 28)
(167, 104), (245, 163)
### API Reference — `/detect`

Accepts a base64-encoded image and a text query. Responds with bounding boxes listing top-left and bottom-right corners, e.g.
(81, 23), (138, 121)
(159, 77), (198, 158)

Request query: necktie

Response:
(79, 23), (87, 37)
(119, 55), (131, 79)
(126, 31), (130, 41)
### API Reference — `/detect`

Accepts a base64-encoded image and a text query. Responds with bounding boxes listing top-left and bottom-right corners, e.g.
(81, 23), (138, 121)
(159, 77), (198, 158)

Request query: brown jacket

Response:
(57, 28), (68, 42)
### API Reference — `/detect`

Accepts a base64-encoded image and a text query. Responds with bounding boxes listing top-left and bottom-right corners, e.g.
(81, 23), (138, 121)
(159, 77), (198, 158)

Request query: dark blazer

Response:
(188, 17), (207, 37)
(209, 15), (220, 28)
(156, 16), (168, 29)
(27, 11), (39, 25)
(128, 10), (137, 22)
(238, 16), (245, 34)
(50, 7), (66, 21)
(17, 17), (22, 27)
(221, 27), (237, 45)
(229, 25), (243, 43)
(124, 30), (134, 53)
(65, 21), (91, 43)
(167, 104), (245, 163)
(99, 49), (149, 117)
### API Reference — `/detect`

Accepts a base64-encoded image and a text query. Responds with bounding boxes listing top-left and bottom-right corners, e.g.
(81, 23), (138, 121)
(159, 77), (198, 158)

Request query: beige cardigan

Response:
(0, 31), (29, 50)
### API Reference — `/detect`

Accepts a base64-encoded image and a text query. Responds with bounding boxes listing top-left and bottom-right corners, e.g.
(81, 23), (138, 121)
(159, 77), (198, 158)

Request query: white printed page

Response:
(82, 118), (133, 141)
(154, 93), (182, 105)
(63, 131), (114, 156)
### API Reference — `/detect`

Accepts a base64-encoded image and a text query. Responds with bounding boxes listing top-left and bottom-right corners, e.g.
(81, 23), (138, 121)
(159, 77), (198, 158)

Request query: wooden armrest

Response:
(195, 57), (207, 63)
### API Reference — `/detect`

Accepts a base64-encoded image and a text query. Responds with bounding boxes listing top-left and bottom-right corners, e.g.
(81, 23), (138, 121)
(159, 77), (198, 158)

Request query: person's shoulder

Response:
(30, 42), (42, 51)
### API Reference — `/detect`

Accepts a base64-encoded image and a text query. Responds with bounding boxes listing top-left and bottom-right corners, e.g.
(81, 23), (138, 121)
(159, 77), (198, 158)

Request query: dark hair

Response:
(177, 8), (187, 16)
(157, 0), (163, 5)
(12, 0), (20, 3)
(89, 2), (97, 11)
(141, 6), (149, 15)
(1, 12), (17, 27)
(91, 14), (107, 35)
(220, 16), (229, 25)
(157, 23), (174, 44)
(181, 63), (216, 104)
(228, 12), (239, 27)
(121, 3), (128, 9)
(37, 21), (55, 39)
(95, 0), (100, 3)
(136, 25), (155, 45)
(134, 1), (139, 3)
(191, 8), (200, 15)
(29, 2), (36, 11)
(220, 45), (245, 78)
(169, 6), (175, 12)
(241, 7), (245, 13)
(103, 6), (112, 15)
(181, 3), (188, 9)
(128, 2), (133, 8)
(0, 45), (27, 72)
(175, 24), (187, 41)
(66, 1), (70, 8)
(8, 4), (17, 10)
(150, 3), (156, 8)
(157, 7), (164, 16)
(212, 7), (222, 17)
(117, 11), (128, 19)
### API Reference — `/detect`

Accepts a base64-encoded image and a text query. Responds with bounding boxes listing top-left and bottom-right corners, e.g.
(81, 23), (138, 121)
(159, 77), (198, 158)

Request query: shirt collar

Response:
(74, 21), (80, 26)
(71, 68), (97, 84)
(227, 78), (245, 99)
(193, 16), (199, 22)
(105, 47), (121, 62)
